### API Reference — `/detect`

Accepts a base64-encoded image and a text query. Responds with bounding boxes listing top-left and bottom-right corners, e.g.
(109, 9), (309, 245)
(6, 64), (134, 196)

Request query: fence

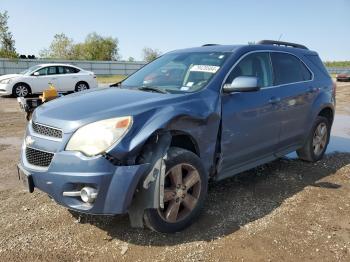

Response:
(327, 67), (350, 75)
(0, 58), (145, 76)
(0, 58), (349, 76)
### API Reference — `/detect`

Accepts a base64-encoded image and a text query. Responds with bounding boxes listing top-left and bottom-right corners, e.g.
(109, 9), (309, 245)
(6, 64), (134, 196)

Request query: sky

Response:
(1, 0), (349, 61)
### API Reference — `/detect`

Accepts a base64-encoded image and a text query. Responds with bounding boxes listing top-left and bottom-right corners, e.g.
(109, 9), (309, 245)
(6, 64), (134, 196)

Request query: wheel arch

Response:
(169, 130), (200, 157)
(318, 106), (334, 125)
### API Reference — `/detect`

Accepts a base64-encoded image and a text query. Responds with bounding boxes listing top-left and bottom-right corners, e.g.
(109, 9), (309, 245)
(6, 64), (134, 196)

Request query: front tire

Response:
(12, 83), (30, 97)
(144, 147), (207, 233)
(297, 116), (330, 162)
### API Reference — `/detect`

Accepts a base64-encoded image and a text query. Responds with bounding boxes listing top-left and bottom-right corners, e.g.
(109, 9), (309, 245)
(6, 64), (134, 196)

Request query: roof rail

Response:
(257, 40), (308, 50)
(202, 44), (219, 47)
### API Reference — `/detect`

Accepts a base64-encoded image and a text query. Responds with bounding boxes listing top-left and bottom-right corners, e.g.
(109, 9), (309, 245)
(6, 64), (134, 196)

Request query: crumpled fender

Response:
(108, 89), (221, 173)
(127, 132), (171, 228)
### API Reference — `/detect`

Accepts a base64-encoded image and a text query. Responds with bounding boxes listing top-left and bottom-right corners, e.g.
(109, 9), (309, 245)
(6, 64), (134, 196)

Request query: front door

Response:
(217, 52), (280, 180)
(31, 66), (59, 93)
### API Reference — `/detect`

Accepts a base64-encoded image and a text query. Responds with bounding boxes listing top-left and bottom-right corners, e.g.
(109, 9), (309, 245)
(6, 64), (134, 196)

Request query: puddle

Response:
(287, 114), (350, 158)
(327, 114), (350, 153)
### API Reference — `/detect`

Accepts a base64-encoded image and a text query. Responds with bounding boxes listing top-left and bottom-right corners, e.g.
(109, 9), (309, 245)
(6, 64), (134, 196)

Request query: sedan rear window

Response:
(57, 66), (80, 74)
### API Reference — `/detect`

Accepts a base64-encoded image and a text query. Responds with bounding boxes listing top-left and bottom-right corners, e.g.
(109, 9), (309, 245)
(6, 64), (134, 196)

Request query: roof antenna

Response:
(278, 34), (283, 41)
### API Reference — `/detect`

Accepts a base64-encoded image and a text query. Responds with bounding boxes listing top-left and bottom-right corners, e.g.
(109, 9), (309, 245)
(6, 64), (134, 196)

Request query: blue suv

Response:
(18, 40), (335, 233)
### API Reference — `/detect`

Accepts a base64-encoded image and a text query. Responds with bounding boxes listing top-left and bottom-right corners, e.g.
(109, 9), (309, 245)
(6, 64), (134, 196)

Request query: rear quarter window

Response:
(271, 53), (312, 85)
(305, 54), (330, 78)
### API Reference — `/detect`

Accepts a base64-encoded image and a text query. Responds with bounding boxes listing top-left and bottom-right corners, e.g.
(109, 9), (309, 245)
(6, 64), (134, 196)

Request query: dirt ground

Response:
(0, 81), (350, 261)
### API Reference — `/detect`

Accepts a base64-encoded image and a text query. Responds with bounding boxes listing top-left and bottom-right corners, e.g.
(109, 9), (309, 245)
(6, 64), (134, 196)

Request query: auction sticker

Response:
(190, 65), (220, 73)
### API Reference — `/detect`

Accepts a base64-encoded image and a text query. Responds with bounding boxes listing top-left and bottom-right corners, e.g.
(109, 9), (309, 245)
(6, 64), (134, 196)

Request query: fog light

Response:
(80, 187), (97, 203)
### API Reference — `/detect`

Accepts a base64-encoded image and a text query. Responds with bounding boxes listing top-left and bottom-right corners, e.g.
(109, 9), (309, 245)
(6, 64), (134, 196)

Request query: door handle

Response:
(269, 97), (281, 104)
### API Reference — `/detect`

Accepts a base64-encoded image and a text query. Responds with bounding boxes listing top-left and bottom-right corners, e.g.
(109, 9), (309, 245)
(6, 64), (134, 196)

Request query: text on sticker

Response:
(190, 65), (220, 74)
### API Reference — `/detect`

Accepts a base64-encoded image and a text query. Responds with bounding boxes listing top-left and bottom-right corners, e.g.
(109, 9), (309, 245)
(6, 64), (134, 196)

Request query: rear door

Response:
(270, 52), (314, 153)
(57, 66), (80, 92)
(218, 52), (281, 180)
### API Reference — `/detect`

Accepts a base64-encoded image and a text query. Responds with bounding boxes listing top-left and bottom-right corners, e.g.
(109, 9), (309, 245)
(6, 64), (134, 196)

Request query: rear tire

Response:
(12, 83), (31, 97)
(75, 82), (89, 92)
(144, 147), (207, 233)
(297, 116), (330, 162)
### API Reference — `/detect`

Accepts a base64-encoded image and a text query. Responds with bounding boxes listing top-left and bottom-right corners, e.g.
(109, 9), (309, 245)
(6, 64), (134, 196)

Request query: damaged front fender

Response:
(128, 132), (171, 228)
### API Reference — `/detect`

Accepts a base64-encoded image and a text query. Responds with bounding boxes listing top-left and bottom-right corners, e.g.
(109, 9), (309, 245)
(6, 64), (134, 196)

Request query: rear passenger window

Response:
(271, 53), (312, 85)
(226, 52), (273, 87)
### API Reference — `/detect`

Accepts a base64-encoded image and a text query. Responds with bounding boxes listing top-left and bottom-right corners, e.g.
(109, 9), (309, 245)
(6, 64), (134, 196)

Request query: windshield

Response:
(122, 52), (229, 93)
(20, 65), (42, 75)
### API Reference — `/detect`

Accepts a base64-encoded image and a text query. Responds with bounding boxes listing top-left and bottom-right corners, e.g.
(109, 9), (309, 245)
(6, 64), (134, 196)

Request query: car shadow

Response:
(75, 152), (350, 246)
(0, 94), (41, 100)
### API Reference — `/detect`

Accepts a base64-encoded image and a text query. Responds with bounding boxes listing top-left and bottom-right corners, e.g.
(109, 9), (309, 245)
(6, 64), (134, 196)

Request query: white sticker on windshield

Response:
(190, 65), (220, 74)
(186, 82), (194, 87)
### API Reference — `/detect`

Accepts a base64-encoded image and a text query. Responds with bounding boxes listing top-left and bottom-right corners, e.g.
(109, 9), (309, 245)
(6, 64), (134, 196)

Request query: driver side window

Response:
(226, 52), (273, 88)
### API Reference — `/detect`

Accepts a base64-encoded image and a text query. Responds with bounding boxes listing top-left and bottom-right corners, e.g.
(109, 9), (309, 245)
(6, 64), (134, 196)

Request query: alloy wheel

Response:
(158, 163), (201, 223)
(313, 122), (328, 156)
(76, 83), (88, 91)
(15, 85), (29, 97)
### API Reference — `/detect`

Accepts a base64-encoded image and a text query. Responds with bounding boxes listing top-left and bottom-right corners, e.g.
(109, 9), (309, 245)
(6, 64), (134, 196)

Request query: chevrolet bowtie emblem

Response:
(25, 136), (35, 146)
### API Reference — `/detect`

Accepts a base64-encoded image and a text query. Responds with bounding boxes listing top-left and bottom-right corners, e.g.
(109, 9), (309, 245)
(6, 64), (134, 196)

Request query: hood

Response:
(33, 87), (183, 133)
(0, 74), (20, 81)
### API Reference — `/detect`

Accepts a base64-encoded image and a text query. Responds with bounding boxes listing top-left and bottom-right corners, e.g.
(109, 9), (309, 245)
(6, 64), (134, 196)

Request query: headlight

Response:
(0, 78), (12, 84)
(66, 116), (132, 156)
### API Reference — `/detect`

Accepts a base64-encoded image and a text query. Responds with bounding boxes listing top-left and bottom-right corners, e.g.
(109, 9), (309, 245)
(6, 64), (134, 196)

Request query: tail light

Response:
(332, 81), (337, 97)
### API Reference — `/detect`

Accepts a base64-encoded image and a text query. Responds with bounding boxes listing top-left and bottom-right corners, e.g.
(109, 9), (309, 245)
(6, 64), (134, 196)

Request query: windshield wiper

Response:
(137, 86), (168, 94)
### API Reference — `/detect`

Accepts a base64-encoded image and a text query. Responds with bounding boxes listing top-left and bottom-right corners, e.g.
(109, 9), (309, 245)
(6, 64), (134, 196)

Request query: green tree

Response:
(128, 56), (135, 62)
(142, 47), (161, 62)
(39, 33), (75, 59)
(82, 33), (120, 61)
(41, 32), (120, 61)
(0, 11), (17, 58)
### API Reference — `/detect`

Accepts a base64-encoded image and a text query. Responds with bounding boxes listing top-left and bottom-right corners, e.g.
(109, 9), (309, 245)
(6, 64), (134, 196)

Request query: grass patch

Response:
(324, 61), (350, 67)
(96, 75), (127, 84)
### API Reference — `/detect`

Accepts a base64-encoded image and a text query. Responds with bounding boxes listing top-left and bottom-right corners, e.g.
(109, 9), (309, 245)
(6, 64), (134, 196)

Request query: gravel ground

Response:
(0, 82), (349, 261)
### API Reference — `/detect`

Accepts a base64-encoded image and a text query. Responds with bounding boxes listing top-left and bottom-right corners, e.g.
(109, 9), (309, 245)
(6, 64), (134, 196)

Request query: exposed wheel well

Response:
(170, 133), (199, 156)
(318, 107), (334, 125)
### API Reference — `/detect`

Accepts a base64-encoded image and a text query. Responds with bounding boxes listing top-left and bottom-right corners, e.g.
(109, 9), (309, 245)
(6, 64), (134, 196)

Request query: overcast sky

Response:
(1, 0), (349, 61)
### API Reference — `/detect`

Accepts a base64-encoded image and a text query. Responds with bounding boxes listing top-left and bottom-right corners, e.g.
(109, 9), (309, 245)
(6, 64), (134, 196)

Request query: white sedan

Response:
(0, 64), (98, 97)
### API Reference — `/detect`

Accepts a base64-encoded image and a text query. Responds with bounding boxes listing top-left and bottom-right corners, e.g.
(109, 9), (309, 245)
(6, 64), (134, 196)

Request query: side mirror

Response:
(33, 71), (39, 76)
(223, 76), (260, 93)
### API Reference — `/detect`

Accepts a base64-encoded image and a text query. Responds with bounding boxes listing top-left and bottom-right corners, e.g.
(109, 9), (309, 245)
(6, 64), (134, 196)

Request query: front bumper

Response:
(20, 144), (150, 215)
(0, 83), (11, 95)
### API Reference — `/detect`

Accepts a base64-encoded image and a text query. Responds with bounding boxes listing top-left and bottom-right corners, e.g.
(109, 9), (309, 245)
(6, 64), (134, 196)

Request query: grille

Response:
(32, 122), (62, 139)
(25, 147), (54, 167)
